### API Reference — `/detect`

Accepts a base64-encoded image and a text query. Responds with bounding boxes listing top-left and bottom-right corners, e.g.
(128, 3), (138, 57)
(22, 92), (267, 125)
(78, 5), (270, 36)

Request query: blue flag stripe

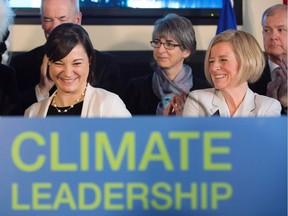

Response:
(216, 0), (237, 34)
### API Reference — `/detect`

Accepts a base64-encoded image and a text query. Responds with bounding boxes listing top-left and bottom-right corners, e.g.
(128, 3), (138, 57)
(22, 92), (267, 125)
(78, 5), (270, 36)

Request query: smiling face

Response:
(153, 37), (190, 76)
(208, 42), (239, 90)
(48, 43), (89, 95)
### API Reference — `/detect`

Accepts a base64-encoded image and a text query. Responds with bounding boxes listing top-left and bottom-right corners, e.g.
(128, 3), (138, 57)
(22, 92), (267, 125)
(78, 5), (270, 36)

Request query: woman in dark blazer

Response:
(124, 13), (210, 116)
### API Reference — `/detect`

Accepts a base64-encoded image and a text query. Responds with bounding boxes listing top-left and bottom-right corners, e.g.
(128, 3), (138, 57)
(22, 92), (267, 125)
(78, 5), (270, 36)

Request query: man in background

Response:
(10, 0), (122, 110)
(250, 4), (287, 115)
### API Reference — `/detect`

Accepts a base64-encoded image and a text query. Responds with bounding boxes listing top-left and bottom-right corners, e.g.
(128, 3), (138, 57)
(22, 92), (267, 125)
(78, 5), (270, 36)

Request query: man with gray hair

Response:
(250, 4), (287, 114)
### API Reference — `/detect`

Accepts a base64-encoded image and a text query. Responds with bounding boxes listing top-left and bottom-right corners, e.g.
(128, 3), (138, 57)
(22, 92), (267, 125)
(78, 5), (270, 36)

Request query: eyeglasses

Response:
(150, 40), (181, 50)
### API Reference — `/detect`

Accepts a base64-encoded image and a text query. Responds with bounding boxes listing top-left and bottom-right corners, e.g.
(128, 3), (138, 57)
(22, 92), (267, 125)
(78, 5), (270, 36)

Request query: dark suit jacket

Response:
(10, 45), (122, 110)
(249, 62), (271, 96)
(0, 64), (22, 115)
(249, 62), (287, 115)
(124, 72), (211, 115)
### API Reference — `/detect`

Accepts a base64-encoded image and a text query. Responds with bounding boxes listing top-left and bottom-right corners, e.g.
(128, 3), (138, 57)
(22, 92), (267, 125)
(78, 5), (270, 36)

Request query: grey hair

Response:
(40, 0), (80, 14)
(261, 4), (287, 26)
(152, 13), (196, 62)
(0, 0), (14, 42)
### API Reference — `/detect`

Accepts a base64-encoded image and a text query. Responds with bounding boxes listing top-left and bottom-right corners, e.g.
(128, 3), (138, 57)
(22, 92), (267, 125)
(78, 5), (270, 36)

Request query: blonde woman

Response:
(183, 30), (281, 117)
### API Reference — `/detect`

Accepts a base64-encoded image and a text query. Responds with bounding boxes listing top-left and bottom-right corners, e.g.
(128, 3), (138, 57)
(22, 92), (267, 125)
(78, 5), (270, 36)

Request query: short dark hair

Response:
(45, 23), (96, 84)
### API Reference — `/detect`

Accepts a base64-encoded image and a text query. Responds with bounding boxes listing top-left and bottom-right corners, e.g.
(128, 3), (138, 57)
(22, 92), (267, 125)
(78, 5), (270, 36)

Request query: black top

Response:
(124, 72), (211, 115)
(47, 101), (83, 116)
(10, 45), (122, 111)
(249, 62), (271, 96)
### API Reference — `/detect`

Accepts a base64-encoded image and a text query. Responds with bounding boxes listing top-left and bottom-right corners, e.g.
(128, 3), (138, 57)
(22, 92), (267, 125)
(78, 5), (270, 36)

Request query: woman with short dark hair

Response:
(25, 23), (131, 117)
(124, 13), (210, 115)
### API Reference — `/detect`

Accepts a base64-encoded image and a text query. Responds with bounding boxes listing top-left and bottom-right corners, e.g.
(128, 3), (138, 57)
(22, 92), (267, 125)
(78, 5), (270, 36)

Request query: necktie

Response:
(271, 67), (281, 81)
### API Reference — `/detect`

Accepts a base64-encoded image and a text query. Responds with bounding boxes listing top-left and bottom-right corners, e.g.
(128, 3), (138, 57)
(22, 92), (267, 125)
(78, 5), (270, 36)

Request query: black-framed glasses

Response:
(150, 40), (181, 50)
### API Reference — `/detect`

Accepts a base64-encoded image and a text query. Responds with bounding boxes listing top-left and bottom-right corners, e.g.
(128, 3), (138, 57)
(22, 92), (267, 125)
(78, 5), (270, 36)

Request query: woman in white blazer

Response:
(24, 23), (131, 117)
(183, 30), (281, 117)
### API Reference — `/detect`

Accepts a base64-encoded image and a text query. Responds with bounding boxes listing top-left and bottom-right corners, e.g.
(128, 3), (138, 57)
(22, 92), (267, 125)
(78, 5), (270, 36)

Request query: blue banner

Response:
(0, 117), (287, 216)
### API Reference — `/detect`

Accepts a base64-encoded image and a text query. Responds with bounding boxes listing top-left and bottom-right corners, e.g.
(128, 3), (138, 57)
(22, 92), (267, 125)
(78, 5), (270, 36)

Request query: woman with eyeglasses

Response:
(124, 13), (210, 115)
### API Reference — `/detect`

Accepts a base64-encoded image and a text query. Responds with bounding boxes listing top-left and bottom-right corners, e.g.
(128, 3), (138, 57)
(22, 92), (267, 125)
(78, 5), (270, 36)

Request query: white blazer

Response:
(24, 84), (131, 117)
(183, 88), (281, 117)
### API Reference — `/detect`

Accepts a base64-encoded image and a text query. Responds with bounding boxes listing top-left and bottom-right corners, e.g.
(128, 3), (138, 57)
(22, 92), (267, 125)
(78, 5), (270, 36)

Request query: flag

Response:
(216, 0), (237, 34)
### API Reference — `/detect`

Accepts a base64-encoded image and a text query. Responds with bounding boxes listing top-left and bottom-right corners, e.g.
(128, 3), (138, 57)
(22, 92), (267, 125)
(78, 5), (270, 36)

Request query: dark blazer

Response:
(124, 72), (211, 115)
(249, 62), (287, 115)
(10, 45), (122, 110)
(249, 62), (271, 96)
(0, 64), (22, 115)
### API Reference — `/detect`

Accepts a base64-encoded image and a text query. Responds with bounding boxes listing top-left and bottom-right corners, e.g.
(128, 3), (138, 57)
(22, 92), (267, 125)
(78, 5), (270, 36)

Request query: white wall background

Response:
(9, 0), (281, 52)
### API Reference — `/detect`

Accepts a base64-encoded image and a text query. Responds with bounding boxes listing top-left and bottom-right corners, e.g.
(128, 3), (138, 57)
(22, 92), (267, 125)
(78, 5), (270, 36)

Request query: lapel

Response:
(81, 84), (92, 117)
(235, 88), (256, 116)
(210, 89), (229, 116)
(38, 94), (54, 117)
(210, 88), (256, 116)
